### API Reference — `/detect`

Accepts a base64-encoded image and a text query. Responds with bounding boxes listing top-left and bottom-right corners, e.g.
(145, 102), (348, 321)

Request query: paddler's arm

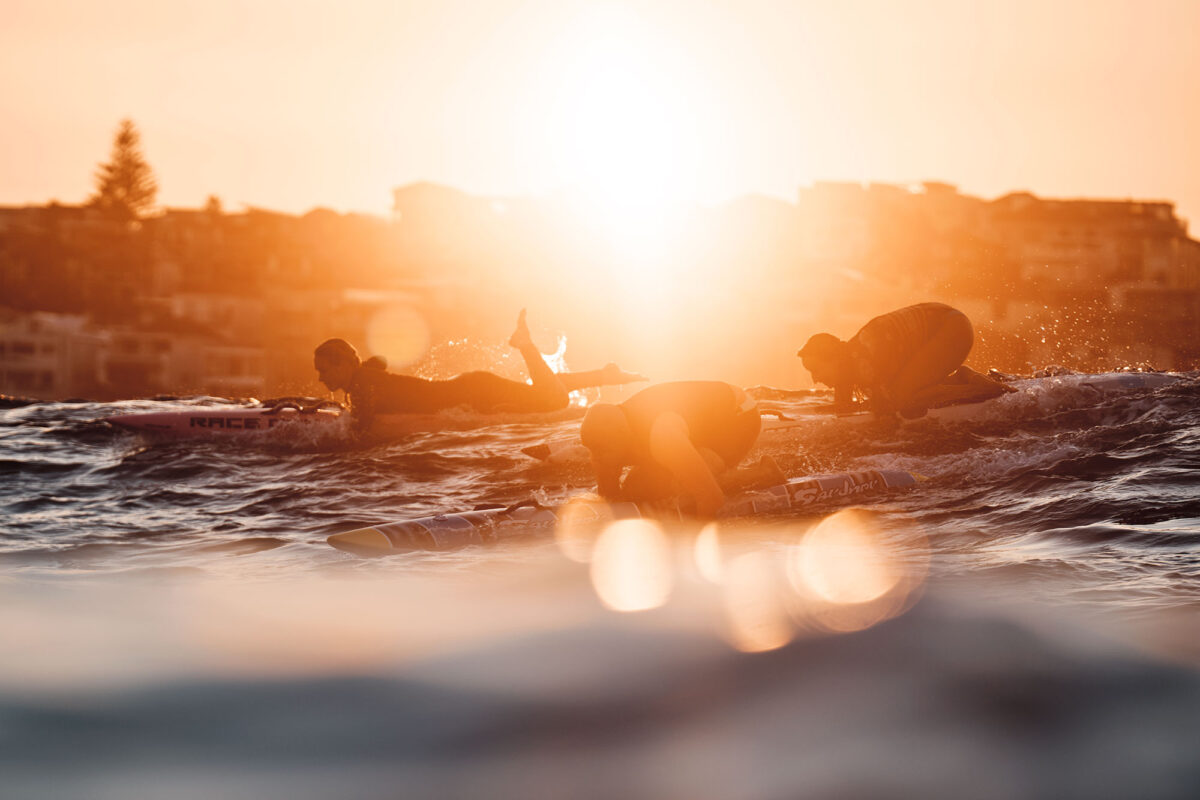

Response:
(864, 383), (893, 418)
(832, 384), (855, 414)
(843, 336), (892, 418)
(648, 412), (725, 518)
(592, 458), (624, 500)
(346, 375), (375, 436)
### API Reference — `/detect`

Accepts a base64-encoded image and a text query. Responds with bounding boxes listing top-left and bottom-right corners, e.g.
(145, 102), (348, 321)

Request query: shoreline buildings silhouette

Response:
(1, 182), (1197, 400)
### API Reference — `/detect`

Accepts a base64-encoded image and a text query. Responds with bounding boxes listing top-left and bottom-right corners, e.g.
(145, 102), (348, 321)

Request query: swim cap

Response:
(314, 338), (360, 365)
(797, 333), (843, 360)
(581, 403), (631, 455)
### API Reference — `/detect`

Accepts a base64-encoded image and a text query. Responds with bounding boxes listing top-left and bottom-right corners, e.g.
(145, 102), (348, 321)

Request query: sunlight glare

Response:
(546, 7), (709, 262)
(589, 519), (673, 612)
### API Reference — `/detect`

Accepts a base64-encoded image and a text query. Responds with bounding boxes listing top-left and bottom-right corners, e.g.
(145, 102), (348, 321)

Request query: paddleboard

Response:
(811, 370), (1184, 428)
(327, 468), (920, 556)
(107, 403), (344, 437)
(523, 372), (1185, 461)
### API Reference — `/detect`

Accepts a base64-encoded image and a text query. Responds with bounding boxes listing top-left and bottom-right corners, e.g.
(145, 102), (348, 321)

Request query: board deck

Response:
(107, 406), (344, 436)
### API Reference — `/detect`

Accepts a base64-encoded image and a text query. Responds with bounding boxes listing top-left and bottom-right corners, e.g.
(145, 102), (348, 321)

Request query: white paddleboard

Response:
(107, 405), (344, 437)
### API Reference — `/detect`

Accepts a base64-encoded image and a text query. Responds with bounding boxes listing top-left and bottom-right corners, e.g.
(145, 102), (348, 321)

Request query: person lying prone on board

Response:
(313, 309), (646, 433)
(580, 381), (785, 519)
(797, 302), (1015, 420)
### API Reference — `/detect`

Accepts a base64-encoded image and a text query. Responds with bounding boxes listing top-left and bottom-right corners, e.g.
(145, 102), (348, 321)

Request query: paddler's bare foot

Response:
(600, 362), (648, 385)
(508, 308), (535, 350)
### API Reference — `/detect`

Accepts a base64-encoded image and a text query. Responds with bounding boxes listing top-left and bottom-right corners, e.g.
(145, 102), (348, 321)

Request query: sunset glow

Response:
(7, 1), (1194, 223)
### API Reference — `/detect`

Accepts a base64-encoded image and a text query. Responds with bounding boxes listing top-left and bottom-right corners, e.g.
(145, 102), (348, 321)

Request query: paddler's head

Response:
(581, 403), (634, 465)
(798, 333), (851, 388)
(313, 338), (361, 392)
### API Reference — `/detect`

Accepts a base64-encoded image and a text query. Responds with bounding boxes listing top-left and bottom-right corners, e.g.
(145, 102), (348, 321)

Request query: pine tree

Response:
(90, 119), (159, 222)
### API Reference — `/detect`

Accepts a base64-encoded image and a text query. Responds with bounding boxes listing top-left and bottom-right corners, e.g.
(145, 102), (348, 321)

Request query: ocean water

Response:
(2, 370), (1200, 798)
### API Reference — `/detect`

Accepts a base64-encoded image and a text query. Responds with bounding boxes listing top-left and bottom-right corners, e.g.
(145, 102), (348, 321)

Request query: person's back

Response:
(618, 381), (757, 466)
(850, 302), (960, 383)
(348, 368), (445, 415)
(581, 380), (772, 517)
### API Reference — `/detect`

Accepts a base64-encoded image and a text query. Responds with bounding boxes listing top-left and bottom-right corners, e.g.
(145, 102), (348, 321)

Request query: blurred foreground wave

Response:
(2, 566), (1200, 800)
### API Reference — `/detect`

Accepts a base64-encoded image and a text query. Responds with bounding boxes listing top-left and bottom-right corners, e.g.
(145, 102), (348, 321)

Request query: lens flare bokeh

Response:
(366, 306), (431, 368)
(787, 508), (930, 634)
(589, 519), (673, 612)
(693, 522), (725, 583)
(720, 550), (795, 653)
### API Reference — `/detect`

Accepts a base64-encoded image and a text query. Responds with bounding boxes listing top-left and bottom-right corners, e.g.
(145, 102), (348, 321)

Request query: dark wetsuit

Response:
(619, 381), (760, 468)
(348, 368), (568, 424)
(847, 302), (973, 411)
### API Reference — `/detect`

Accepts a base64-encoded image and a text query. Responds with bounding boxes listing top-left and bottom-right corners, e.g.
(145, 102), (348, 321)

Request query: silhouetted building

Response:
(985, 193), (1189, 295)
(103, 325), (264, 398)
(0, 310), (105, 399)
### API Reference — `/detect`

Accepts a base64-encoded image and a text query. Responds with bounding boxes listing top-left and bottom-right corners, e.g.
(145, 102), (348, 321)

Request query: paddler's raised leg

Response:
(509, 309), (645, 395)
(508, 309), (571, 410)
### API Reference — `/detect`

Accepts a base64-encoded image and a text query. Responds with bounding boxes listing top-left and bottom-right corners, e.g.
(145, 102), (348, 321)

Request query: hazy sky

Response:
(3, 0), (1198, 225)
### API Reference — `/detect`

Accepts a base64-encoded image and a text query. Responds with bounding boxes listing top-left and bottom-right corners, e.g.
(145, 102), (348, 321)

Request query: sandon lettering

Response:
(789, 481), (821, 505)
(787, 472), (886, 506)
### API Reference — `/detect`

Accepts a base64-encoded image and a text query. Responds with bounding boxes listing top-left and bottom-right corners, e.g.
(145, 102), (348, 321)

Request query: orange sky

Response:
(3, 0), (1198, 227)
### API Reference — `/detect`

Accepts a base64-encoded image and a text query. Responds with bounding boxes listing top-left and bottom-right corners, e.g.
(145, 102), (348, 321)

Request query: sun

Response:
(543, 7), (714, 261)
